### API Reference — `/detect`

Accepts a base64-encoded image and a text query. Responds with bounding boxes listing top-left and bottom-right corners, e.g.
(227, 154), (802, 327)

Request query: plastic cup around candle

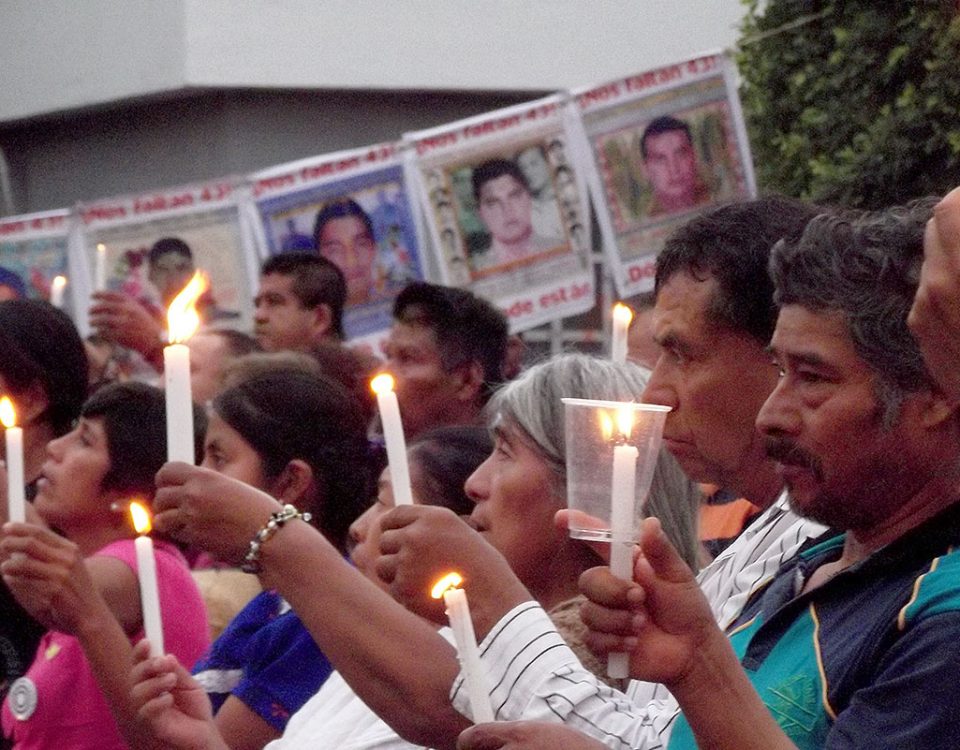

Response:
(561, 398), (670, 544)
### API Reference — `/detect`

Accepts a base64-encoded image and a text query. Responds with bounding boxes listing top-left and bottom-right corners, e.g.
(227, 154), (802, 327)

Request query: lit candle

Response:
(0, 397), (25, 524)
(95, 244), (107, 292)
(432, 572), (494, 724)
(164, 272), (208, 464)
(50, 275), (67, 309)
(370, 373), (413, 505)
(611, 303), (633, 365)
(129, 501), (164, 657)
(602, 406), (638, 678)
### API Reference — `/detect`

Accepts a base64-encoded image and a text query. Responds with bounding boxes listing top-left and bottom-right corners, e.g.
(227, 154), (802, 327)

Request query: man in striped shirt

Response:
(433, 199), (828, 744)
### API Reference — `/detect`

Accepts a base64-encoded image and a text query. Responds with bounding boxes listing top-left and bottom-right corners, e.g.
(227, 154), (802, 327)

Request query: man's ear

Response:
(272, 459), (317, 511)
(453, 361), (485, 404)
(918, 386), (959, 430)
(311, 304), (334, 340)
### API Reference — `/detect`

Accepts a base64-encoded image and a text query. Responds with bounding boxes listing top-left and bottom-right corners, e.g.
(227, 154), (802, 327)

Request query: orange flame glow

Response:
(0, 397), (16, 429)
(612, 302), (633, 327)
(430, 571), (464, 599)
(167, 271), (210, 344)
(129, 501), (153, 535)
(370, 373), (396, 395)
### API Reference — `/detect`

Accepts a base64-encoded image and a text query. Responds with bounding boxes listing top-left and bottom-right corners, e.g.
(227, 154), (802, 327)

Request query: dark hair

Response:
(312, 198), (375, 251)
(655, 197), (819, 344)
(394, 282), (509, 403)
(260, 252), (347, 339)
(408, 426), (492, 516)
(771, 198), (938, 421)
(471, 159), (531, 203)
(82, 382), (206, 499)
(308, 341), (378, 427)
(212, 368), (372, 553)
(148, 237), (193, 266)
(0, 300), (88, 436)
(640, 116), (693, 159)
(209, 328), (261, 359)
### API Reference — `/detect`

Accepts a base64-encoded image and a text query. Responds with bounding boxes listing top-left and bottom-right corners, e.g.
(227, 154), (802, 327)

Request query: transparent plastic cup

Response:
(562, 398), (670, 543)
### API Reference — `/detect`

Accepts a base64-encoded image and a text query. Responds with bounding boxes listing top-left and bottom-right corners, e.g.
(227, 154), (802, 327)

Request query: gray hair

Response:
(770, 198), (938, 425)
(487, 352), (702, 571)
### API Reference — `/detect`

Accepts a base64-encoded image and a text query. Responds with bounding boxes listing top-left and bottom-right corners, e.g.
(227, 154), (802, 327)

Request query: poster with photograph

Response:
(76, 179), (258, 336)
(406, 94), (594, 333)
(248, 142), (426, 351)
(567, 52), (756, 297)
(0, 209), (75, 314)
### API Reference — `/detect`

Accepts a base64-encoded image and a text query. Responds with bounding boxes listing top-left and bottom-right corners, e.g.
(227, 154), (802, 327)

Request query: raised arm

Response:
(154, 462), (469, 749)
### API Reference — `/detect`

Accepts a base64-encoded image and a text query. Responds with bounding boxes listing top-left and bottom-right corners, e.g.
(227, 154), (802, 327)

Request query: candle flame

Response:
(598, 410), (613, 441)
(97, 243), (106, 254)
(52, 275), (67, 291)
(167, 271), (209, 344)
(430, 571), (464, 599)
(616, 406), (634, 439)
(370, 373), (396, 395)
(129, 501), (153, 535)
(0, 397), (16, 429)
(612, 303), (633, 327)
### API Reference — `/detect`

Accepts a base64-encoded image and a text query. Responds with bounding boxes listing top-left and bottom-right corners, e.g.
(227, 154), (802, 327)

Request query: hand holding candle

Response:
(431, 572), (494, 724)
(129, 501), (164, 657)
(610, 303), (633, 365)
(371, 373), (413, 505)
(1, 397), (26, 524)
(164, 271), (208, 464)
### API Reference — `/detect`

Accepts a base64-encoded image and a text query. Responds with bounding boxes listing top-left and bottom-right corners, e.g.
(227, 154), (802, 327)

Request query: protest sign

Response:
(247, 142), (425, 351)
(567, 52), (755, 297)
(406, 95), (594, 332)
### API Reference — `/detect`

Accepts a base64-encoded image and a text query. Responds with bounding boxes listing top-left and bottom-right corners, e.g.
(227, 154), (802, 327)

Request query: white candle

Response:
(608, 442), (638, 678)
(135, 536), (164, 656)
(130, 502), (164, 657)
(163, 271), (208, 464)
(95, 244), (107, 292)
(611, 303), (633, 365)
(370, 374), (413, 505)
(443, 585), (494, 724)
(163, 344), (194, 463)
(50, 275), (67, 309)
(1, 398), (25, 524)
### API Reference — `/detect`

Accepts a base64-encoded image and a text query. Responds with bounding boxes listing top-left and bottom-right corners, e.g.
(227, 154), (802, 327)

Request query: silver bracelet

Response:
(241, 504), (311, 574)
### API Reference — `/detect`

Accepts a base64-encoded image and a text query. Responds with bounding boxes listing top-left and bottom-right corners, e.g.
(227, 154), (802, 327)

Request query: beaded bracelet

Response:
(241, 504), (312, 574)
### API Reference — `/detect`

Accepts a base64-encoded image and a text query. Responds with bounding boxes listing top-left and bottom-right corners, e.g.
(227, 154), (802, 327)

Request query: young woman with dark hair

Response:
(0, 382), (209, 750)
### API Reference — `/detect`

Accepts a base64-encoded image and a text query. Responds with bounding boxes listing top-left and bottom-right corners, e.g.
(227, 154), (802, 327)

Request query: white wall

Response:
(1, 1), (743, 122)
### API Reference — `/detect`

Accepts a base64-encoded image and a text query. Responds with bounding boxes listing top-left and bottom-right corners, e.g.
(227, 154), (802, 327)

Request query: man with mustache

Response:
(524, 196), (960, 750)
(373, 198), (829, 746)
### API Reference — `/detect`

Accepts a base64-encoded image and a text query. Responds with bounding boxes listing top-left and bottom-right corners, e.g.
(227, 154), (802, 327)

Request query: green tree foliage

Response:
(737, 0), (960, 208)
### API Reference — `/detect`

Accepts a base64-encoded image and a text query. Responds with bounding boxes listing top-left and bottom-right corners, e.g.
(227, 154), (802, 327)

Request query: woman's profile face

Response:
(201, 411), (269, 492)
(34, 417), (113, 532)
(464, 421), (564, 592)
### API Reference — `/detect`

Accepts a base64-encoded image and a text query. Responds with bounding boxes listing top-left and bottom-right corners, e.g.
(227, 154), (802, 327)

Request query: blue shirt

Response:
(669, 503), (960, 749)
(192, 590), (334, 731)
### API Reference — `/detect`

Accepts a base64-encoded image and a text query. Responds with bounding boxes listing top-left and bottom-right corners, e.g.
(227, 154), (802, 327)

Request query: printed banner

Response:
(77, 179), (258, 335)
(248, 142), (426, 351)
(406, 95), (594, 333)
(568, 52), (756, 297)
(0, 210), (76, 315)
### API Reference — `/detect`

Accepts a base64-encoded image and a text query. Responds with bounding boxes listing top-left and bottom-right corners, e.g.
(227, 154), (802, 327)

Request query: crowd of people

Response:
(0, 183), (958, 750)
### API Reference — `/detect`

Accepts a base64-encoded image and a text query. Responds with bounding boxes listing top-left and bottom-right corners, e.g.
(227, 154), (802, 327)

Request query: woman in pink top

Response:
(0, 382), (210, 749)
